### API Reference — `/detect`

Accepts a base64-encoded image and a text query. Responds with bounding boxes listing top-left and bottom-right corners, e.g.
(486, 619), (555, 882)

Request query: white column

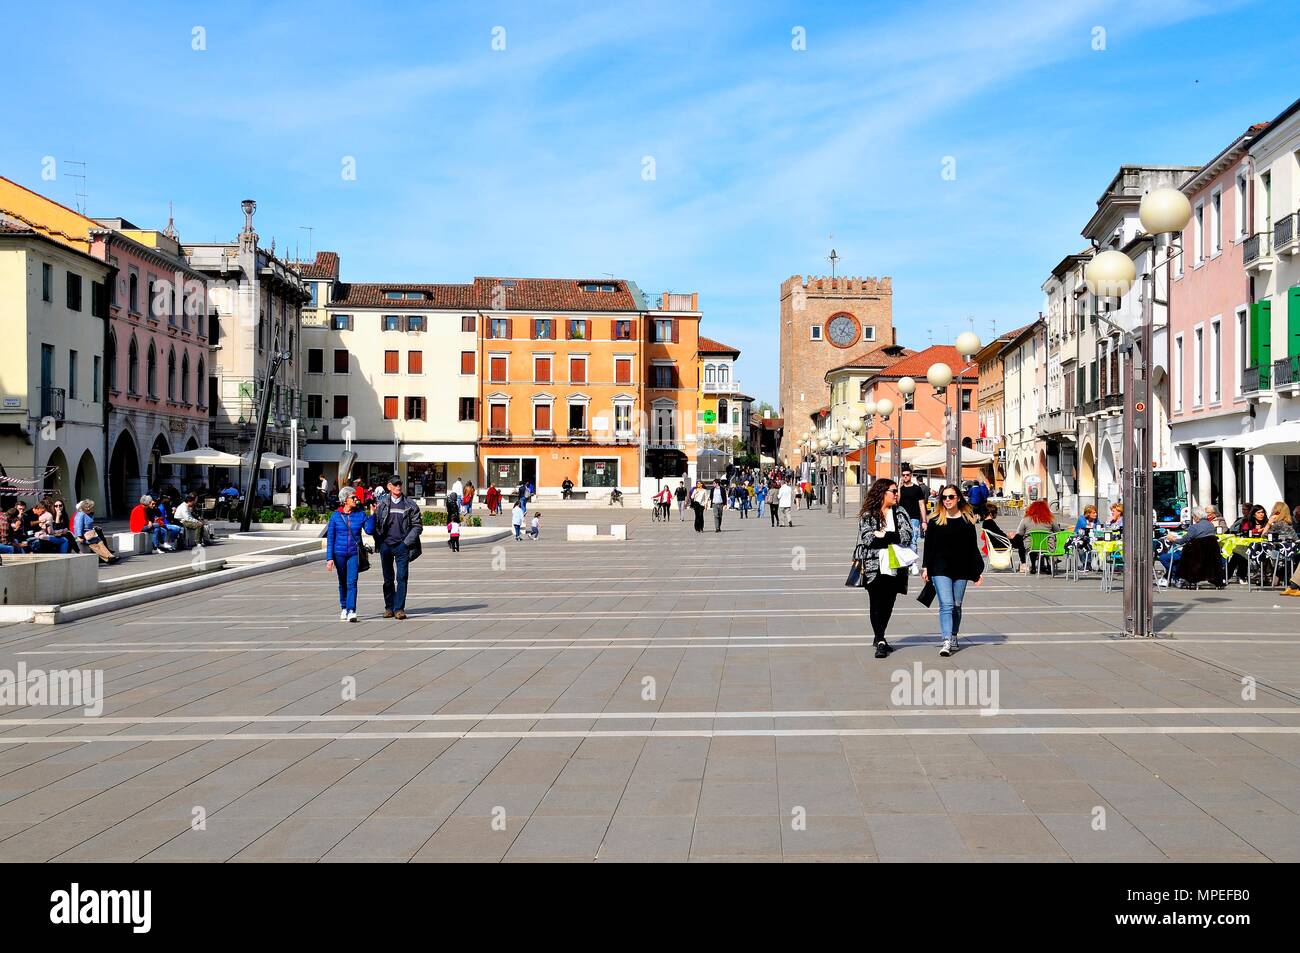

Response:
(1197, 446), (1213, 509)
(1220, 449), (1237, 520)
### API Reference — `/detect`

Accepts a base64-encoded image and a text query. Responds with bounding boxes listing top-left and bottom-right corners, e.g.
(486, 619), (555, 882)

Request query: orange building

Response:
(861, 345), (981, 481)
(477, 280), (699, 500)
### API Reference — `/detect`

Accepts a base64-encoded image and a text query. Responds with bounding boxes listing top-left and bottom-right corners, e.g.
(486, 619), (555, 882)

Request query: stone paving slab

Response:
(1, 506), (1299, 861)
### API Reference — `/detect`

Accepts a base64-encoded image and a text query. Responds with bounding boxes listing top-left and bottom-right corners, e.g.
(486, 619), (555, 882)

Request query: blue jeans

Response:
(149, 525), (169, 549)
(757, 500), (765, 517)
(0, 543), (16, 554)
(334, 552), (360, 611)
(35, 536), (70, 554)
(911, 518), (922, 541)
(931, 575), (969, 640)
(163, 522), (183, 547)
(378, 541), (410, 612)
(513, 522), (522, 539)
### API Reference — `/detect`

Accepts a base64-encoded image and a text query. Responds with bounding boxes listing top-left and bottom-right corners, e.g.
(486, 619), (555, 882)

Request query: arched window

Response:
(146, 342), (157, 397)
(167, 348), (176, 400)
(128, 336), (139, 394)
(196, 357), (206, 407)
(704, 364), (716, 384)
(181, 352), (190, 403)
(128, 272), (138, 312)
(106, 331), (117, 391)
(719, 364), (729, 383)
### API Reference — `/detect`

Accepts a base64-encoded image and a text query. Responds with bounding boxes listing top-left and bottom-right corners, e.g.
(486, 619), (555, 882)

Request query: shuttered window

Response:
(489, 356), (506, 382)
(615, 358), (632, 385)
(570, 357), (586, 383)
(461, 351), (475, 375)
(408, 351), (423, 374)
(535, 357), (552, 382)
(384, 396), (399, 419)
(384, 350), (399, 374)
(534, 403), (551, 432)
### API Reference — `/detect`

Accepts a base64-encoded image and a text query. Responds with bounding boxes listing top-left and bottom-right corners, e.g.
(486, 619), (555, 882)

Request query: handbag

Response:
(917, 579), (936, 607)
(357, 543), (371, 573)
(845, 543), (867, 587)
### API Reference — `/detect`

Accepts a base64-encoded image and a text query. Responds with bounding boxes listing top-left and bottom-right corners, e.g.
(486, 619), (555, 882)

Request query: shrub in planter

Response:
(292, 506), (316, 524)
(257, 506), (287, 524)
(422, 510), (448, 526)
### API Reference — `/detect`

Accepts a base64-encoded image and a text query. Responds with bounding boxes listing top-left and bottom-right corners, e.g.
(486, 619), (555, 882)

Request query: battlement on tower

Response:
(782, 275), (892, 297)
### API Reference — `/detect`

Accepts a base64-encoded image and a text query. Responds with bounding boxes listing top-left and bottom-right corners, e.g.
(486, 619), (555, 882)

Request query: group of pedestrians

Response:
(324, 474), (422, 622)
(856, 476), (985, 659)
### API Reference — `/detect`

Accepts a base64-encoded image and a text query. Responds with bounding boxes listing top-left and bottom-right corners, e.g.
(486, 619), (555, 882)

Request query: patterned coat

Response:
(856, 504), (915, 590)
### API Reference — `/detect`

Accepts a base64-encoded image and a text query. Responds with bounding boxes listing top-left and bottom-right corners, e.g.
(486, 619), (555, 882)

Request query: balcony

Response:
(1243, 232), (1273, 273)
(39, 386), (65, 421)
(1034, 407), (1076, 438)
(1102, 393), (1123, 415)
(487, 428), (511, 440)
(1243, 364), (1271, 397)
(1274, 355), (1300, 392)
(566, 428), (591, 441)
(1275, 213), (1298, 257)
(1076, 399), (1100, 418)
(703, 378), (740, 394)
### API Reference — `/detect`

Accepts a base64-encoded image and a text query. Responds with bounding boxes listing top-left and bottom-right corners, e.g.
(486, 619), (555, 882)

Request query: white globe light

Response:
(956, 331), (982, 358)
(863, 399), (878, 416)
(897, 376), (917, 396)
(848, 417), (863, 434)
(927, 362), (954, 389)
(876, 397), (895, 417)
(1085, 249), (1136, 298)
(1139, 187), (1193, 235)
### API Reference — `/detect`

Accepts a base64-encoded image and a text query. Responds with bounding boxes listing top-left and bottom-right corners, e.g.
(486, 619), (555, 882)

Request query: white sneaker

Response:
(346, 611), (358, 623)
(939, 639), (952, 657)
(340, 609), (349, 621)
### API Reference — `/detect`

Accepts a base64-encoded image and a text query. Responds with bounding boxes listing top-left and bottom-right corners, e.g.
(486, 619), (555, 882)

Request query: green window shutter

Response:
(1288, 286), (1300, 359)
(1250, 300), (1271, 368)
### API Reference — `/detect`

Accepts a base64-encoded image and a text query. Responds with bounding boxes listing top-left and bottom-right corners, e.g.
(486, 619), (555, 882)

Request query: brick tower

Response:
(778, 274), (894, 463)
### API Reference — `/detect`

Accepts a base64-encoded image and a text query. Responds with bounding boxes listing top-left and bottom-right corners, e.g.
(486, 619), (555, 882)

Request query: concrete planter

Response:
(0, 553), (99, 605)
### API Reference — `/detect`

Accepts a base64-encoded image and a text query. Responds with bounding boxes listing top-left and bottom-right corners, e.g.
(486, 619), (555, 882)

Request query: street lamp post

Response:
(1084, 187), (1191, 640)
(924, 333), (982, 488)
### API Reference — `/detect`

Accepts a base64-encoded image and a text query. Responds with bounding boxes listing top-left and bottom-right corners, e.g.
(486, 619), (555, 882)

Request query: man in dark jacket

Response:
(371, 475), (422, 619)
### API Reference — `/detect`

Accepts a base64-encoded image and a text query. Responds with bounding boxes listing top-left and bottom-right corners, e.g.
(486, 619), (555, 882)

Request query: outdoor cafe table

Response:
(1092, 538), (1123, 592)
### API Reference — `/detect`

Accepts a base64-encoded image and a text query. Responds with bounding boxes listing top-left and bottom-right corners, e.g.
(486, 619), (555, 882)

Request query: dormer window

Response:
(580, 282), (617, 292)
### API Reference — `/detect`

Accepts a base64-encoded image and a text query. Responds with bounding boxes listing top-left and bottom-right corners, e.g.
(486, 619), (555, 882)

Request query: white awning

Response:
(241, 452), (307, 470)
(1208, 421), (1300, 453)
(160, 447), (243, 466)
(402, 444), (476, 464)
(908, 445), (994, 470)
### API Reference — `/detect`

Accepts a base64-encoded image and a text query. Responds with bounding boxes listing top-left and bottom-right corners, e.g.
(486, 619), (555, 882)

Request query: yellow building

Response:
(697, 337), (752, 459)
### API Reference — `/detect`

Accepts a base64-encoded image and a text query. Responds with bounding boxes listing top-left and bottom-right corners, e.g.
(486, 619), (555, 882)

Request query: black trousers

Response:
(691, 501), (704, 532)
(866, 574), (900, 643)
(770, 503), (779, 526)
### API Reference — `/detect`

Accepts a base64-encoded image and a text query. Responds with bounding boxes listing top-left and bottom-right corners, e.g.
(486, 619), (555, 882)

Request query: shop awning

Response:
(160, 447), (243, 466)
(908, 445), (994, 470)
(1207, 420), (1300, 454)
(402, 444), (476, 464)
(303, 443), (396, 463)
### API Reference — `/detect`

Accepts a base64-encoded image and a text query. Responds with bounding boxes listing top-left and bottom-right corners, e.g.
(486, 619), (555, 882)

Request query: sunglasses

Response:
(942, 494), (958, 501)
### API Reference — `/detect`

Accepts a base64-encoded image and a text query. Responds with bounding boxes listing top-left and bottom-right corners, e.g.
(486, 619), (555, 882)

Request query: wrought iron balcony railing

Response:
(1273, 355), (1299, 389)
(40, 386), (65, 421)
(1274, 213), (1297, 255)
(1243, 364), (1271, 396)
(1243, 231), (1272, 268)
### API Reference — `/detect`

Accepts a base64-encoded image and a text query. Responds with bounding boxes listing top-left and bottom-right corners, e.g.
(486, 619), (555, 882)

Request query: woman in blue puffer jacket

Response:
(325, 486), (374, 622)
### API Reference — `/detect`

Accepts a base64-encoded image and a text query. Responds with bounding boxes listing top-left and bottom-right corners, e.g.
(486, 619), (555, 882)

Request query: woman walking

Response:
(325, 486), (373, 622)
(690, 481), (708, 533)
(921, 484), (985, 657)
(857, 478), (914, 659)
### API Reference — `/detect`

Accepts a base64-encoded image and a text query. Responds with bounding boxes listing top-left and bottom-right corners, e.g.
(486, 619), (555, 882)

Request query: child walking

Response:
(447, 517), (461, 552)
(528, 512), (541, 540)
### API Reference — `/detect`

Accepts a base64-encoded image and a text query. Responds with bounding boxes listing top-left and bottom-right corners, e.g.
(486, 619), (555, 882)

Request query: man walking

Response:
(371, 474), (421, 620)
(898, 465), (928, 542)
(711, 479), (726, 533)
(777, 479), (793, 527)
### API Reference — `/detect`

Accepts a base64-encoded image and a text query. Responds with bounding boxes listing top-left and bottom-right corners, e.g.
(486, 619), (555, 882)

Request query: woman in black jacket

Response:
(856, 478), (914, 659)
(921, 484), (985, 657)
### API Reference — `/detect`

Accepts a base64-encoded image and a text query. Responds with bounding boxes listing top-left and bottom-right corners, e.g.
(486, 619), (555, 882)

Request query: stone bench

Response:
(566, 523), (627, 542)
(0, 553), (99, 604)
(112, 531), (153, 555)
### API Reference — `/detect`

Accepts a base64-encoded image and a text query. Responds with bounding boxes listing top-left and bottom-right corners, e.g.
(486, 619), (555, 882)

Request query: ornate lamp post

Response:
(923, 333), (982, 487)
(1084, 186), (1190, 640)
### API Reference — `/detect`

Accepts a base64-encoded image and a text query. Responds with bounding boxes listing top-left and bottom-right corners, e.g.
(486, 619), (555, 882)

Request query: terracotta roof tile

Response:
(289, 251), (340, 279)
(870, 344), (969, 380)
(827, 343), (914, 375)
(698, 336), (740, 355)
(330, 282), (479, 310)
(473, 277), (641, 312)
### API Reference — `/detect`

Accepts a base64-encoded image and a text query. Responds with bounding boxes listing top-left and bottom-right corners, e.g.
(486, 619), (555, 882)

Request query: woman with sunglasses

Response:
(856, 478), (914, 659)
(921, 485), (985, 657)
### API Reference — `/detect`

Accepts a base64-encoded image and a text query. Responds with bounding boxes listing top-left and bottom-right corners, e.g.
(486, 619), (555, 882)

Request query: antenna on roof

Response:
(827, 247), (839, 279)
(299, 226), (314, 259)
(63, 160), (87, 214)
(163, 200), (179, 240)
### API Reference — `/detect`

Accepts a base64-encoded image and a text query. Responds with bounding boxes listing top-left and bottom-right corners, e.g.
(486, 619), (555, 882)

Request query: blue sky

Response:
(6, 0), (1300, 406)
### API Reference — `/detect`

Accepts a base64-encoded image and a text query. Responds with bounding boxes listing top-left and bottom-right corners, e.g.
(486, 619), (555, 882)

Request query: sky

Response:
(6, 0), (1300, 408)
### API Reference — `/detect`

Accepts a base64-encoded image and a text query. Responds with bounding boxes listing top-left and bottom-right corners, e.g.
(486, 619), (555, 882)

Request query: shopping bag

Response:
(888, 545), (919, 571)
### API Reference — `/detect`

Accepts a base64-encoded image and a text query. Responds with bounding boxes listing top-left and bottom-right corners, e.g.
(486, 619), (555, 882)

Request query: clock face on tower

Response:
(825, 313), (860, 349)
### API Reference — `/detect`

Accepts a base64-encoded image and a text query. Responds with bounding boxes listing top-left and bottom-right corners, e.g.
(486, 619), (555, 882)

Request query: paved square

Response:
(2, 504), (1299, 862)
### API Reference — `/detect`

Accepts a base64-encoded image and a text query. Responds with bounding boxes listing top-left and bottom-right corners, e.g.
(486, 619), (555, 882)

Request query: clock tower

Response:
(778, 274), (894, 464)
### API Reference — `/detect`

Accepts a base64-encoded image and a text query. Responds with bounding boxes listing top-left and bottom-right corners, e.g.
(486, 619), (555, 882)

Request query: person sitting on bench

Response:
(562, 477), (575, 500)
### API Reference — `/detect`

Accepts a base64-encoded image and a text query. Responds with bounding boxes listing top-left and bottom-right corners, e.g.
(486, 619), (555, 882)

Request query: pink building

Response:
(1168, 123), (1268, 518)
(90, 219), (212, 516)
